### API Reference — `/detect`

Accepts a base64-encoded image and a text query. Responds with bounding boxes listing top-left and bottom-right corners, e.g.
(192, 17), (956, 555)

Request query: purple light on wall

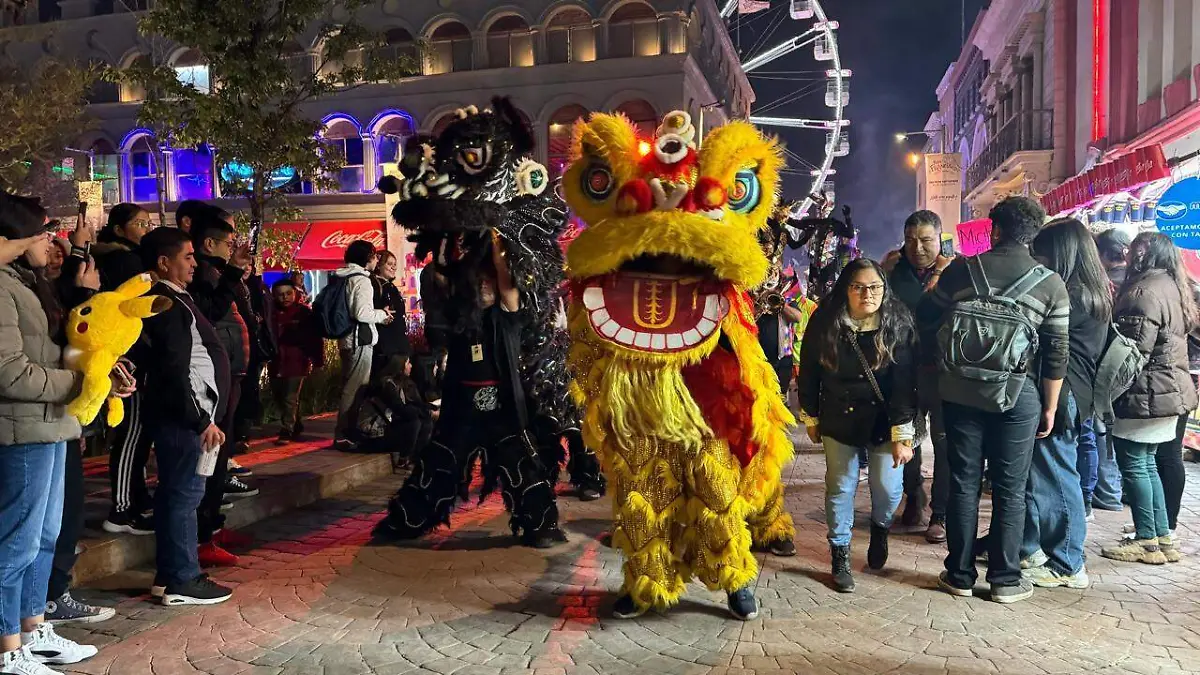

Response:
(174, 146), (215, 200)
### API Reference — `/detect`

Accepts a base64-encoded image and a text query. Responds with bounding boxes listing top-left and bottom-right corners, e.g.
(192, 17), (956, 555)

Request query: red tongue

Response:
(601, 274), (723, 335)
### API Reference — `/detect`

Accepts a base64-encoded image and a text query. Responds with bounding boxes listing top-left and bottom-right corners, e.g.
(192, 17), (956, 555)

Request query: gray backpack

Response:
(1091, 325), (1148, 424)
(937, 258), (1053, 413)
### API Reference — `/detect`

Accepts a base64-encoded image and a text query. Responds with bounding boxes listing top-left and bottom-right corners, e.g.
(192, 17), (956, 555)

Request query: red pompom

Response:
(615, 179), (653, 215)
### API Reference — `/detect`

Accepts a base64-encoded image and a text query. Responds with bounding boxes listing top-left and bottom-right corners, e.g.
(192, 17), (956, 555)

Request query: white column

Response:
(361, 132), (376, 192)
(162, 148), (177, 202)
(1162, 0), (1176, 92)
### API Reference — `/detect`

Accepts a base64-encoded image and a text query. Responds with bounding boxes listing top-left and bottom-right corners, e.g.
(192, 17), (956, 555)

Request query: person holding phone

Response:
(0, 192), (131, 671)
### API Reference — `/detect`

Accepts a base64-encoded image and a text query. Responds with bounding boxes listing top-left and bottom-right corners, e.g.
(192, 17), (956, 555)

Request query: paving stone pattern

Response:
(60, 452), (1200, 675)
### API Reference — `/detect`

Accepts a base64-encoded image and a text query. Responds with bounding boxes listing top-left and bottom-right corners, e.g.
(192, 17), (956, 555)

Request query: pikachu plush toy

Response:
(64, 273), (170, 426)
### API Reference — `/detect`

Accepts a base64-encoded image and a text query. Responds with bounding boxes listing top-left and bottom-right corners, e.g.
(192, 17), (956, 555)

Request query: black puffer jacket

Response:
(91, 237), (143, 291)
(798, 314), (918, 447)
(1113, 269), (1199, 419)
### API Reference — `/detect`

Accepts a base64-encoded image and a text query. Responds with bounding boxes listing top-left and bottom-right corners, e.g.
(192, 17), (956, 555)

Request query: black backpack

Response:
(313, 274), (357, 340)
(937, 257), (1053, 413)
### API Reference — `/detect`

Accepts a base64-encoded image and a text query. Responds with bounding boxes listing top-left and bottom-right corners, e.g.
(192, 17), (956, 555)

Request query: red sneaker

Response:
(213, 528), (254, 549)
(198, 542), (239, 567)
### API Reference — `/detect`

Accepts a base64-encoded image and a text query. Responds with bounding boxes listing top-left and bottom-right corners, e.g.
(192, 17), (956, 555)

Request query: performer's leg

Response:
(610, 438), (687, 614)
(686, 440), (758, 595)
(748, 481), (796, 553)
(486, 427), (563, 546)
(564, 428), (606, 498)
(375, 412), (475, 539)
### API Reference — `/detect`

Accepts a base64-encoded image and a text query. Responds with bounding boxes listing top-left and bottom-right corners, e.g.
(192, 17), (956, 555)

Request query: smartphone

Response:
(77, 201), (87, 219)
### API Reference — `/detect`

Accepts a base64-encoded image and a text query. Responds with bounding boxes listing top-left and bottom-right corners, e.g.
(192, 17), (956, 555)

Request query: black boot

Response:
(831, 544), (855, 593)
(868, 523), (890, 570)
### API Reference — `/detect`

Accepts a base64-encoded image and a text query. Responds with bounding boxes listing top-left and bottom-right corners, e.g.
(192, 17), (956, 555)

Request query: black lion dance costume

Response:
(374, 97), (602, 549)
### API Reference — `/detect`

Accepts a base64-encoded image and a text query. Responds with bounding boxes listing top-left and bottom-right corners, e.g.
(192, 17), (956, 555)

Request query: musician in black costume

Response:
(373, 97), (602, 548)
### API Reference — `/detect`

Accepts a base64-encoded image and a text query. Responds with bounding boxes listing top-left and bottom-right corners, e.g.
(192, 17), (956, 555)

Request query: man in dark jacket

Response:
(918, 196), (1070, 604)
(136, 227), (233, 606)
(96, 203), (156, 536)
(189, 208), (257, 566)
(880, 210), (953, 542)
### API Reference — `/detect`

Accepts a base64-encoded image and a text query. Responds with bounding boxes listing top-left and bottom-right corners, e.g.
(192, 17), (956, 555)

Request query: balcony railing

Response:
(965, 110), (1053, 194)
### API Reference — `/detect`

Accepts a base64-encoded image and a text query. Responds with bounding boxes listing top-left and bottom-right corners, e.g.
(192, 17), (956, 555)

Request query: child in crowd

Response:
(269, 278), (324, 443)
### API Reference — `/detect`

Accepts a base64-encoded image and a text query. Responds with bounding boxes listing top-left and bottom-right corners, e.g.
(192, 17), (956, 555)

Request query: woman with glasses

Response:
(797, 258), (918, 593)
(93, 204), (150, 291)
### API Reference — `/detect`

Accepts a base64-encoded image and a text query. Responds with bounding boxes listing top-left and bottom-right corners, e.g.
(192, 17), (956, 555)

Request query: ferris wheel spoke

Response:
(753, 80), (824, 115)
(749, 117), (848, 130)
(742, 27), (824, 72)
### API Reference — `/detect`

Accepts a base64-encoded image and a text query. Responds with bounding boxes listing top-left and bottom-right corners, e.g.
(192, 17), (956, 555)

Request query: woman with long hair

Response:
(1015, 218), (1111, 588)
(93, 203), (149, 291)
(370, 250), (410, 378)
(0, 193), (114, 673)
(1102, 232), (1198, 564)
(797, 258), (918, 593)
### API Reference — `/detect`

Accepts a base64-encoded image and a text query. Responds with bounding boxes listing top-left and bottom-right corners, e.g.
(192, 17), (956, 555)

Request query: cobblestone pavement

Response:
(59, 453), (1200, 675)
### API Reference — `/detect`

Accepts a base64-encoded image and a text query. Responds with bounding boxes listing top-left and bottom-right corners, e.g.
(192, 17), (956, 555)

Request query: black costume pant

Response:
(378, 394), (560, 540)
(562, 429), (606, 494)
(198, 375), (242, 544)
(107, 392), (154, 518)
(48, 438), (85, 600)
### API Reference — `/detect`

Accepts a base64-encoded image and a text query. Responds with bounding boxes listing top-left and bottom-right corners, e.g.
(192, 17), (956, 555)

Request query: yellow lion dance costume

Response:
(564, 110), (796, 619)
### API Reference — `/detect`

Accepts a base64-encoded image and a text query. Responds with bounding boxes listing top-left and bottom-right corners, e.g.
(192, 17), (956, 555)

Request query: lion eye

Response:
(728, 169), (761, 213)
(456, 144), (492, 175)
(583, 164), (615, 201)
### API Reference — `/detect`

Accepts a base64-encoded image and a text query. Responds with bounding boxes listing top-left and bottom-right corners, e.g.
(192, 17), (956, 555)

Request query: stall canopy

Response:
(286, 219), (387, 271)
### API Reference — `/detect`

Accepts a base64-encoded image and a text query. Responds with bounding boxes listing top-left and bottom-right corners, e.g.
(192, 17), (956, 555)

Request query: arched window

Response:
(128, 136), (160, 203)
(428, 21), (473, 74)
(375, 28), (418, 71)
(323, 119), (364, 193)
(173, 49), (210, 93)
(88, 140), (120, 206)
(546, 8), (595, 64)
(120, 55), (148, 102)
(487, 15), (534, 69)
(608, 2), (659, 59)
(173, 144), (215, 201)
(85, 59), (119, 104)
(430, 113), (457, 137)
(615, 99), (657, 137)
(375, 114), (415, 178)
(548, 105), (589, 180)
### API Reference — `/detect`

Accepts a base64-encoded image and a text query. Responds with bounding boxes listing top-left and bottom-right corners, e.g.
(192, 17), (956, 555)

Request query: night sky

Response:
(734, 0), (988, 258)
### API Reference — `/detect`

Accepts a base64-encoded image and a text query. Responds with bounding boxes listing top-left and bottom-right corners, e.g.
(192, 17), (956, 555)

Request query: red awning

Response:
(291, 220), (387, 271)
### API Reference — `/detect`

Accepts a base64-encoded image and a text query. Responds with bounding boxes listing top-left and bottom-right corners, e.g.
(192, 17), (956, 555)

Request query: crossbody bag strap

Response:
(965, 256), (992, 298)
(845, 328), (885, 404)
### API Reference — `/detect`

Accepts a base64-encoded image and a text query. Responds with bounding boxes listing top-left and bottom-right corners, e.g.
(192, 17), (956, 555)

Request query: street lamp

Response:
(894, 131), (933, 143)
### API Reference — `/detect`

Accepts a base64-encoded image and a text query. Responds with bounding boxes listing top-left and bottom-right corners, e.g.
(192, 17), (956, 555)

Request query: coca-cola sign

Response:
(320, 228), (386, 250)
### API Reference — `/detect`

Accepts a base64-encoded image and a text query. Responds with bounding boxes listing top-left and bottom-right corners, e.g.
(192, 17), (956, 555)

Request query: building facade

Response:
(921, 0), (1200, 239)
(0, 0), (751, 227)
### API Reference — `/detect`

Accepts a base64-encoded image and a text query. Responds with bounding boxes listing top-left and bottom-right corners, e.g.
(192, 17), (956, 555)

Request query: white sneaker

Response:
(0, 647), (57, 675)
(1020, 550), (1049, 569)
(1022, 564), (1090, 589)
(21, 622), (98, 665)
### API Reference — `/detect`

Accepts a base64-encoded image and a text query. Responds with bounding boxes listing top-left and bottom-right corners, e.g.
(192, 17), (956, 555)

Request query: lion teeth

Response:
(666, 334), (684, 349)
(696, 318), (716, 334)
(651, 334), (667, 350)
(615, 327), (636, 345)
(682, 329), (702, 346)
(703, 295), (720, 320)
(590, 308), (610, 325)
(583, 287), (604, 310)
(598, 320), (620, 338)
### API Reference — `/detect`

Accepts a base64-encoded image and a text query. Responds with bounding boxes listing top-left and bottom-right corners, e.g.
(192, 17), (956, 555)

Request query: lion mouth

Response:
(581, 255), (730, 353)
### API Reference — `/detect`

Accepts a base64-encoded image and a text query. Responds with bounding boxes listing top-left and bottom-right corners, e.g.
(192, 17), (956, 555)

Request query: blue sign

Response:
(219, 162), (297, 190)
(1156, 177), (1200, 250)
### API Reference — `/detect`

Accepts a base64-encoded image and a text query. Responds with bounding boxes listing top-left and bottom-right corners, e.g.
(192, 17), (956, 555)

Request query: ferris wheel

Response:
(720, 0), (849, 219)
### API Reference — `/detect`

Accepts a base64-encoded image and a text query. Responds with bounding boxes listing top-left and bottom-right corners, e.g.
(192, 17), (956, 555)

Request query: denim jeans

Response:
(823, 437), (903, 546)
(1114, 437), (1171, 541)
(1076, 416), (1099, 504)
(150, 424), (207, 587)
(1022, 395), (1087, 576)
(904, 368), (950, 520)
(943, 379), (1040, 588)
(0, 441), (66, 635)
(1093, 429), (1124, 510)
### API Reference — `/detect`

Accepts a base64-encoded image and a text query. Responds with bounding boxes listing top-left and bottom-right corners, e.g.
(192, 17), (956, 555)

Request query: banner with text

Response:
(921, 153), (963, 240)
